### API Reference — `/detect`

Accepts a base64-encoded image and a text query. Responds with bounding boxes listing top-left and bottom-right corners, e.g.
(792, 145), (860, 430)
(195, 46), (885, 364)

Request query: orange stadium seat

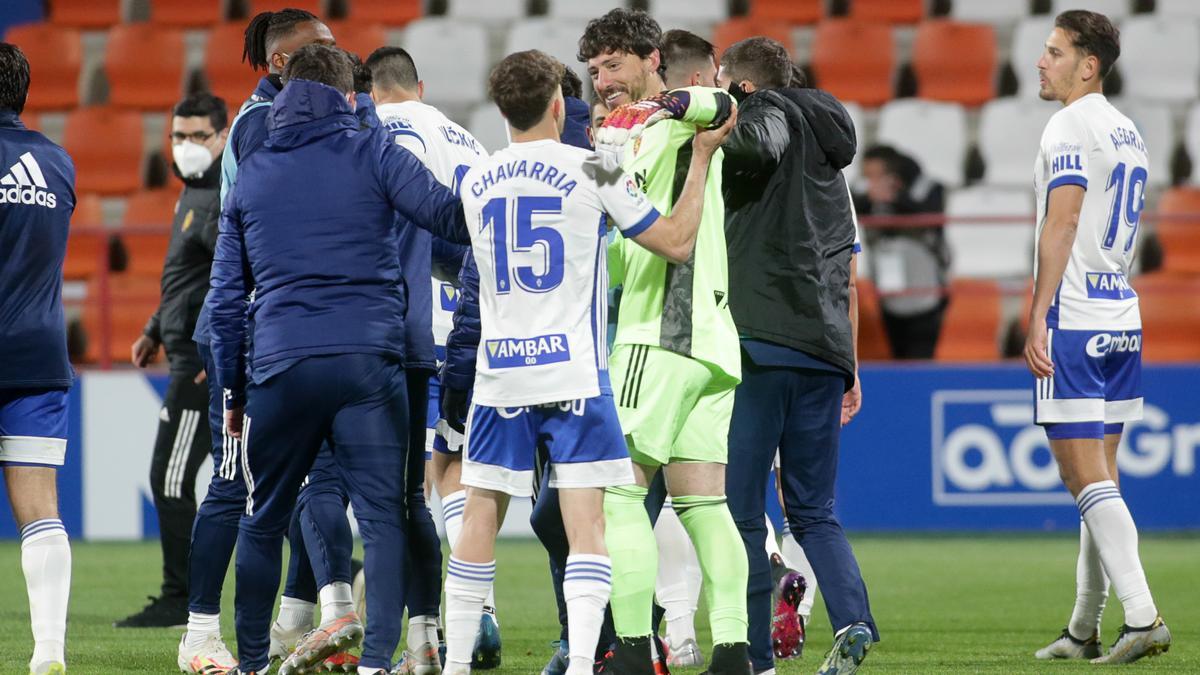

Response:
(712, 19), (794, 60)
(749, 0), (823, 24)
(4, 24), (81, 112)
(125, 189), (180, 227)
(82, 274), (161, 364)
(328, 21), (388, 61)
(49, 0), (121, 28)
(347, 0), (423, 25)
(105, 24), (186, 110)
(120, 231), (172, 277)
(810, 20), (895, 107)
(912, 20), (997, 106)
(64, 196), (108, 281)
(1137, 273), (1200, 361)
(149, 0), (223, 27)
(849, 0), (923, 24)
(204, 22), (264, 112)
(853, 278), (893, 361)
(245, 0), (325, 16)
(1154, 187), (1200, 275)
(936, 279), (1002, 361)
(63, 107), (145, 195)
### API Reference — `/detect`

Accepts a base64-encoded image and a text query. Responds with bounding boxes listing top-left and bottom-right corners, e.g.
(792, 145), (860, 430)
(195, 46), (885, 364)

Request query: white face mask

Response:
(172, 140), (214, 179)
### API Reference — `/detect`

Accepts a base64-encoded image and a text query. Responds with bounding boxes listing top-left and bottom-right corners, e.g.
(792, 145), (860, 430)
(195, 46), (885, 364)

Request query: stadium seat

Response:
(1153, 187), (1200, 275)
(149, 0), (222, 27)
(712, 19), (795, 60)
(1136, 273), (1200, 361)
(63, 107), (145, 195)
(851, 278), (894, 361)
(1115, 100), (1172, 188)
(842, 101), (865, 186)
(1049, 0), (1131, 20)
(935, 279), (1003, 361)
(64, 196), (108, 281)
(467, 104), (509, 157)
(74, 193), (106, 227)
(505, 19), (592, 89)
(949, 0), (1027, 25)
(546, 0), (630, 21)
(104, 24), (186, 110)
(327, 21), (388, 61)
(748, 0), (823, 24)
(977, 98), (1058, 188)
(1156, 0), (1200, 17)
(1186, 102), (1200, 184)
(810, 20), (895, 107)
(1119, 17), (1200, 103)
(49, 0), (121, 28)
(346, 0), (422, 26)
(82, 273), (161, 364)
(124, 189), (180, 227)
(401, 19), (489, 109)
(204, 22), (265, 113)
(944, 186), (1035, 280)
(876, 99), (968, 187)
(647, 0), (730, 25)
(121, 231), (172, 277)
(1011, 17), (1055, 99)
(912, 20), (996, 106)
(447, 0), (527, 21)
(3, 24), (81, 112)
(245, 0), (325, 15)
(849, 0), (923, 24)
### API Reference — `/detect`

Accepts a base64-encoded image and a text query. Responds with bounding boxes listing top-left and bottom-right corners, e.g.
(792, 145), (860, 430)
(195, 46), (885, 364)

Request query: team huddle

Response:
(0, 5), (1175, 675)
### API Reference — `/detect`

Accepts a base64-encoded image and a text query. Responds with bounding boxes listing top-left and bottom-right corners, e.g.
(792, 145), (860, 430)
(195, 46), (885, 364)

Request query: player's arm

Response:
(598, 87), (735, 147)
(843, 176), (863, 425)
(721, 101), (789, 173)
(441, 249), (480, 432)
(205, 192), (251, 435)
(377, 140), (471, 245)
(1025, 184), (1085, 378)
(432, 237), (470, 283)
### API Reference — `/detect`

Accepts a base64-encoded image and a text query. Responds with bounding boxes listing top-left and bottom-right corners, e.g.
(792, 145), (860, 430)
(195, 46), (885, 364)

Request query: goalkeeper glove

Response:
(441, 385), (471, 434)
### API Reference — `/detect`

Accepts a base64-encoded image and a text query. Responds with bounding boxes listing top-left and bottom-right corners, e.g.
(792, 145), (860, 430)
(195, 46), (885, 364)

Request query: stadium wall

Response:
(0, 365), (1197, 540)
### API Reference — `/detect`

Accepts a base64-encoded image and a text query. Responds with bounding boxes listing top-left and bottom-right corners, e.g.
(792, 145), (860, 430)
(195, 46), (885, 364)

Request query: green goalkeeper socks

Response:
(673, 494), (749, 645)
(604, 484), (657, 638)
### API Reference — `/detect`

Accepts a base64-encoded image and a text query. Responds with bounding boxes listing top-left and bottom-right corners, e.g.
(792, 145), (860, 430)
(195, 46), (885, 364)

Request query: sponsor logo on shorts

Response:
(485, 334), (570, 368)
(1086, 331), (1142, 358)
(1085, 272), (1136, 300)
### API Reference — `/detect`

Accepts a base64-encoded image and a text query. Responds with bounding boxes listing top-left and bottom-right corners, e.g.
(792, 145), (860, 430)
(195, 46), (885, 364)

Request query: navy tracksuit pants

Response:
(726, 357), (878, 673)
(234, 353), (412, 672)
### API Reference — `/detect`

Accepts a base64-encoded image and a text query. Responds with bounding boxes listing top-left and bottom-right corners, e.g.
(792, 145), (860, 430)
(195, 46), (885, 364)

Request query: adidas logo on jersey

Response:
(1086, 331), (1142, 358)
(0, 152), (57, 208)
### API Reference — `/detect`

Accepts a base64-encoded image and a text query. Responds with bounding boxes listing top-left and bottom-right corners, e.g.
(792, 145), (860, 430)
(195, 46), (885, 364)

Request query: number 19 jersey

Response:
(460, 139), (660, 407)
(1034, 93), (1148, 331)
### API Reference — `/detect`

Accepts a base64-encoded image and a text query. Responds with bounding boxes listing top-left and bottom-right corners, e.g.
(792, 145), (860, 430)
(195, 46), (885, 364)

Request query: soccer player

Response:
(1025, 10), (1170, 664)
(440, 48), (731, 675)
(0, 42), (75, 675)
(207, 44), (470, 675)
(364, 45), (489, 672)
(660, 29), (718, 89)
(578, 9), (750, 673)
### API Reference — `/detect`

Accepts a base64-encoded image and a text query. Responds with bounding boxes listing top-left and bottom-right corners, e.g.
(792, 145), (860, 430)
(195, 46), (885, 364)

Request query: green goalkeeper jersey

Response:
(608, 86), (741, 384)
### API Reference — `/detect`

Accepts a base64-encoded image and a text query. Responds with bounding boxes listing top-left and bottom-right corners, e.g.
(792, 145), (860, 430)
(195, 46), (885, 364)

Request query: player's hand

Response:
(1024, 316), (1054, 379)
(441, 386), (470, 434)
(596, 91), (693, 148)
(841, 371), (862, 426)
(224, 405), (244, 439)
(194, 370), (207, 385)
(131, 335), (160, 368)
(693, 107), (738, 158)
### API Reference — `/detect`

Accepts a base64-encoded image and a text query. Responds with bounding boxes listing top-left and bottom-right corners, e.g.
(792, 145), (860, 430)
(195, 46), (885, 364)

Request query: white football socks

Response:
(407, 614), (439, 652)
(1076, 481), (1157, 627)
(443, 490), (495, 609)
(1068, 519), (1109, 639)
(563, 554), (612, 674)
(781, 521), (817, 619)
(184, 611), (221, 649)
(319, 581), (355, 623)
(21, 518), (71, 667)
(444, 557), (493, 668)
(764, 516), (785, 562)
(276, 595), (316, 632)
(654, 501), (700, 646)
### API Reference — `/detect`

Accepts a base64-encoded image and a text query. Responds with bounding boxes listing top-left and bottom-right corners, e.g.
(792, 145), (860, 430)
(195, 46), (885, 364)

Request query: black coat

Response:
(722, 87), (858, 386)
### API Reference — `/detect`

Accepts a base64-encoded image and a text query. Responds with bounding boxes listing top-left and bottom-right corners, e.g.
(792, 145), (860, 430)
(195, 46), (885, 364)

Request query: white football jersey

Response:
(461, 139), (660, 407)
(376, 101), (487, 346)
(1034, 94), (1148, 331)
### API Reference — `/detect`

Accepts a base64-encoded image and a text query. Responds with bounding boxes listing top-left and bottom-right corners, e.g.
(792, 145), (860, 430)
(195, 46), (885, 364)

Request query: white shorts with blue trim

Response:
(1035, 328), (1143, 425)
(0, 388), (69, 466)
(462, 393), (635, 498)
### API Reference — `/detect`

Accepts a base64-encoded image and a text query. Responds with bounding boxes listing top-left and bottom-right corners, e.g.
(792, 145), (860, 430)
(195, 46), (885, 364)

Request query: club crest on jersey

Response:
(1086, 272), (1136, 300)
(485, 334), (570, 368)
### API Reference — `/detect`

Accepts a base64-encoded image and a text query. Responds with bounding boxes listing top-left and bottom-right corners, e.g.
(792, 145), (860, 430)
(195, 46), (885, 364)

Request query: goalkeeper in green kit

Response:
(579, 10), (750, 674)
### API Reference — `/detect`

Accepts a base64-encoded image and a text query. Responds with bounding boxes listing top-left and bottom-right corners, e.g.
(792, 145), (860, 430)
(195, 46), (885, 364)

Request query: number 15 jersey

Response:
(1034, 93), (1148, 332)
(460, 139), (660, 407)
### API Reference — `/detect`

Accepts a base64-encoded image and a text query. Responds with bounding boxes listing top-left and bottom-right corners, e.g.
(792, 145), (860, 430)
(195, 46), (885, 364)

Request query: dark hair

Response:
(0, 43), (31, 114)
(863, 144), (920, 187)
(173, 92), (229, 131)
(660, 29), (714, 82)
(490, 50), (564, 131)
(561, 66), (583, 99)
(282, 43), (354, 93)
(721, 37), (792, 90)
(1055, 10), (1120, 78)
(243, 8), (320, 72)
(789, 63), (808, 88)
(366, 46), (419, 91)
(577, 9), (661, 63)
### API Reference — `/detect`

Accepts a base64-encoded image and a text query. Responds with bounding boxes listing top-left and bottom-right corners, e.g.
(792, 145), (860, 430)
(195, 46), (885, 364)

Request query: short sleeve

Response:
(596, 169), (660, 238)
(383, 117), (429, 160)
(1042, 110), (1089, 193)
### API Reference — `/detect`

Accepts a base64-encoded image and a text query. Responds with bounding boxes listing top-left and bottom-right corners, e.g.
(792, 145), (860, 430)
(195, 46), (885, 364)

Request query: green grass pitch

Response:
(0, 535), (1195, 673)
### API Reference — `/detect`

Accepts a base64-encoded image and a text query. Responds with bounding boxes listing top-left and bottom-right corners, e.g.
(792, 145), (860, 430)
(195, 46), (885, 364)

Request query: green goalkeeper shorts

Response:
(610, 343), (735, 466)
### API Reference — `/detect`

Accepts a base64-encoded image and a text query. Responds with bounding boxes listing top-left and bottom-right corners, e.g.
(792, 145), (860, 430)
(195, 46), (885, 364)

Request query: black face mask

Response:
(727, 81), (750, 103)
